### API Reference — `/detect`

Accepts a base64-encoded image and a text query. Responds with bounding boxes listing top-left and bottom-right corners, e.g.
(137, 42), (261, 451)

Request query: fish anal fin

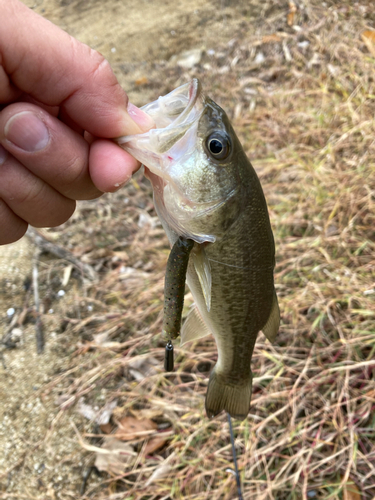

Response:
(191, 245), (212, 312)
(205, 368), (252, 420)
(262, 289), (280, 343)
(180, 306), (211, 346)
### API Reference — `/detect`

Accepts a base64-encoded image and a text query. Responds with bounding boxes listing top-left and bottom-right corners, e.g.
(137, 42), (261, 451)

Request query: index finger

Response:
(0, 0), (146, 137)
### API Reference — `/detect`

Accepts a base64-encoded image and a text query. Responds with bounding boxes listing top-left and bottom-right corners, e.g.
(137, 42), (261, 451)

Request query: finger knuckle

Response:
(53, 154), (86, 196)
(88, 49), (128, 106)
(15, 176), (45, 206)
(0, 199), (27, 245)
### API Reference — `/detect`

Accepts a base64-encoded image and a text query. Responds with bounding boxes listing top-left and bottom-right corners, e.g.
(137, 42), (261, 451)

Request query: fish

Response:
(116, 79), (280, 420)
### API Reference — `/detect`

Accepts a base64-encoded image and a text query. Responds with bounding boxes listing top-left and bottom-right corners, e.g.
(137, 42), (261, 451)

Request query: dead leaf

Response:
(287, 1), (297, 26)
(262, 34), (282, 44)
(115, 416), (157, 441)
(364, 388), (375, 398)
(93, 332), (109, 345)
(61, 264), (73, 287)
(94, 437), (135, 474)
(135, 76), (149, 86)
(112, 250), (129, 262)
(130, 408), (164, 420)
(128, 356), (159, 381)
(362, 30), (375, 58)
(91, 332), (123, 349)
(93, 400), (117, 425)
(76, 398), (117, 425)
(100, 423), (113, 434)
(144, 435), (168, 455)
(118, 266), (149, 282)
(171, 48), (202, 69)
(362, 30), (375, 42)
(282, 40), (292, 62)
(145, 463), (172, 486)
(343, 479), (362, 500)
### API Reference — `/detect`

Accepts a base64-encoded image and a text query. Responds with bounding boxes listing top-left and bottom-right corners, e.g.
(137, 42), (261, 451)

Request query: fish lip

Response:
(142, 78), (202, 129)
(116, 79), (202, 151)
(115, 79), (207, 211)
(115, 80), (204, 193)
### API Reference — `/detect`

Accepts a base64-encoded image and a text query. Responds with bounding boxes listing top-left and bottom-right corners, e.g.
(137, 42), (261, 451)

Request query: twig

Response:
(1, 311), (20, 349)
(26, 227), (97, 281)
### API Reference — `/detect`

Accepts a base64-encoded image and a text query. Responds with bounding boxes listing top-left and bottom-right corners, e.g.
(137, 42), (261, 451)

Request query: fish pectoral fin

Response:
(262, 289), (280, 343)
(180, 305), (211, 346)
(191, 244), (212, 312)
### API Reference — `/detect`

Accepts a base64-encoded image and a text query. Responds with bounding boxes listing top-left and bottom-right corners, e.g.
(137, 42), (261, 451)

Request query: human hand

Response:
(0, 0), (154, 245)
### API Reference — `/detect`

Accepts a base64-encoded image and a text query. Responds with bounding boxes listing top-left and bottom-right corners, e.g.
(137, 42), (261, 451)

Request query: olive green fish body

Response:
(116, 79), (280, 419)
(163, 156), (275, 419)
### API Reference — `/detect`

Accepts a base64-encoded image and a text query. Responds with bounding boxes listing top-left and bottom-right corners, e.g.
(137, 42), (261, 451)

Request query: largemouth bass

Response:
(116, 79), (279, 420)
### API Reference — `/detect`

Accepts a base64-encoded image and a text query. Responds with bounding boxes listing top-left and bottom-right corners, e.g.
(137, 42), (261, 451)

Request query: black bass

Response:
(116, 79), (279, 419)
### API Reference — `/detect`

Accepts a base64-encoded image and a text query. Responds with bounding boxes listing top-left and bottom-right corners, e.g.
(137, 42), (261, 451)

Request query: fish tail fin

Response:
(205, 368), (252, 420)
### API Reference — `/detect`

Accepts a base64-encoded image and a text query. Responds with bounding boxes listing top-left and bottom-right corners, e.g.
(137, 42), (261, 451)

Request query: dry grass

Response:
(6, 1), (375, 499)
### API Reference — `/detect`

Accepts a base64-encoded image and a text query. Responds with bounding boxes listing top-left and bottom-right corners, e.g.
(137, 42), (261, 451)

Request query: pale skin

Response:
(0, 0), (155, 245)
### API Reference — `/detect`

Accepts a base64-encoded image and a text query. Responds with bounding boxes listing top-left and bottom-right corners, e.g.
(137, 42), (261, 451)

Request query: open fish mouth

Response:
(115, 79), (204, 175)
(139, 78), (202, 130)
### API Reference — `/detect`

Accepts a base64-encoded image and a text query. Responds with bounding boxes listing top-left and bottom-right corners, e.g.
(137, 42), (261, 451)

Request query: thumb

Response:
(0, 0), (154, 137)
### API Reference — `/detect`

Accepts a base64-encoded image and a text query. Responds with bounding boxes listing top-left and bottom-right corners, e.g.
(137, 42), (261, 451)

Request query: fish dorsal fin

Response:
(191, 244), (212, 312)
(181, 305), (211, 346)
(262, 289), (280, 343)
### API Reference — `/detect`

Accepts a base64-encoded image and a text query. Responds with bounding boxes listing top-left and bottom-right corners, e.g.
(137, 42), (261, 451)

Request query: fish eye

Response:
(206, 133), (231, 160)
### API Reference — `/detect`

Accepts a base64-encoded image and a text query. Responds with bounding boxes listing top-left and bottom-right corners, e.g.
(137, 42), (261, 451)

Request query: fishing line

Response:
(227, 412), (243, 500)
(164, 350), (243, 499)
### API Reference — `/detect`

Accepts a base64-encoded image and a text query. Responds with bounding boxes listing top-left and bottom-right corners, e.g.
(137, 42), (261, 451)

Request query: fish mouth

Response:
(140, 78), (202, 131)
(115, 79), (203, 171)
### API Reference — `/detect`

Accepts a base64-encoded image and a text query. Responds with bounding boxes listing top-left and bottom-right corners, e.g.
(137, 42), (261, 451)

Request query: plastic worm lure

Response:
(163, 237), (194, 371)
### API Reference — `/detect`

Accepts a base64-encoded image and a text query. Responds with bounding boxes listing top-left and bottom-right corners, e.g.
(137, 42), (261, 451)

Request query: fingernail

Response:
(0, 145), (7, 165)
(5, 112), (50, 152)
(126, 103), (155, 133)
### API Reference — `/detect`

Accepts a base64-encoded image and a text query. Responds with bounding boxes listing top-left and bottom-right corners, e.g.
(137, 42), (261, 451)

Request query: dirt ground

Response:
(1, 1), (263, 498)
(1, 1), (375, 499)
